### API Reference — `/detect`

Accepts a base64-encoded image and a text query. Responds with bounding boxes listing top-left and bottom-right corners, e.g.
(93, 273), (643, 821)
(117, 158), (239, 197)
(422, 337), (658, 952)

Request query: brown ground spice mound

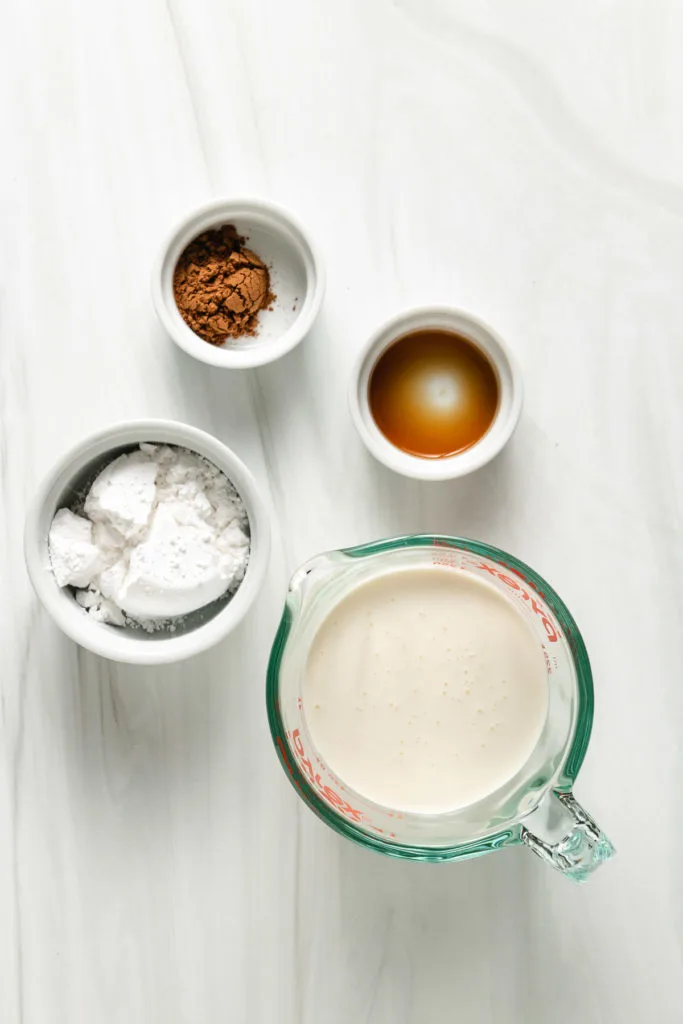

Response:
(173, 224), (275, 345)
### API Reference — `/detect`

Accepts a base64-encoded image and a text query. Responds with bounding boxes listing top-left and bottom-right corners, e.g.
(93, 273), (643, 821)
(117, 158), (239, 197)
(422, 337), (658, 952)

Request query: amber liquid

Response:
(368, 329), (499, 459)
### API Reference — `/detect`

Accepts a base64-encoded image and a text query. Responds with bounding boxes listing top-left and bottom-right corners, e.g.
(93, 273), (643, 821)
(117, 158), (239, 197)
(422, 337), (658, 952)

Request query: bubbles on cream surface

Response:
(303, 567), (548, 813)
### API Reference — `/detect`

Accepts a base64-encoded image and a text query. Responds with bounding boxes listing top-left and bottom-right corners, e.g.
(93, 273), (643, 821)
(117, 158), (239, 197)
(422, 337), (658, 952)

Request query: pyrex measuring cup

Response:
(267, 535), (614, 881)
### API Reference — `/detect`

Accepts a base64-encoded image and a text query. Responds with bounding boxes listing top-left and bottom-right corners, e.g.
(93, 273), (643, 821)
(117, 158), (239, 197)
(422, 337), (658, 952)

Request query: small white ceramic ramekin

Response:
(152, 197), (325, 369)
(24, 420), (271, 664)
(349, 306), (523, 482)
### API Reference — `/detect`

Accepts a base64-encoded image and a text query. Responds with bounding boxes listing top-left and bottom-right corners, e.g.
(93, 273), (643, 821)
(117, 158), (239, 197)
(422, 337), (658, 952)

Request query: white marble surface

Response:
(2, 1), (682, 1020)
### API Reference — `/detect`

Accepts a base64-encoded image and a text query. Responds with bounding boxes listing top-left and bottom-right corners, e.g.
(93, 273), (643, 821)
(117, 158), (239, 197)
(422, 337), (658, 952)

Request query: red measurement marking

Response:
(462, 559), (560, 642)
(276, 737), (302, 792)
(291, 730), (367, 824)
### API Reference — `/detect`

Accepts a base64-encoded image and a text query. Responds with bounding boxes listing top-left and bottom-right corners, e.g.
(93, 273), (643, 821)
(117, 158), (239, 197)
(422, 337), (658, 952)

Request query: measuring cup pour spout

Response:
(287, 551), (343, 598)
(519, 790), (615, 881)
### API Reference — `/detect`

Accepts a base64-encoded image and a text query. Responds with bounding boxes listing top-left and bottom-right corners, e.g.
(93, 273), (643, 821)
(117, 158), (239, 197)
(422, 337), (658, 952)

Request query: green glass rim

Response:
(266, 534), (594, 862)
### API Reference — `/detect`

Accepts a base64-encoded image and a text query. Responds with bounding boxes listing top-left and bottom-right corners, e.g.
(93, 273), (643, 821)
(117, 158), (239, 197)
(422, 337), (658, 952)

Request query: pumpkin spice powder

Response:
(173, 224), (275, 346)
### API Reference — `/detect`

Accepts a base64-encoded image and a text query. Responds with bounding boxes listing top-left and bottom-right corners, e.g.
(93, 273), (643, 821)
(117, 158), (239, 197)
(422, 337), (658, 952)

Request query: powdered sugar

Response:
(48, 508), (104, 588)
(85, 449), (158, 540)
(48, 444), (250, 630)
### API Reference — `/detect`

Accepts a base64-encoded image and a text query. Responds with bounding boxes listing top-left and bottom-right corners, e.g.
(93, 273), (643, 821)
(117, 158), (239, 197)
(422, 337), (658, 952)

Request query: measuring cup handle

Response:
(520, 791), (615, 882)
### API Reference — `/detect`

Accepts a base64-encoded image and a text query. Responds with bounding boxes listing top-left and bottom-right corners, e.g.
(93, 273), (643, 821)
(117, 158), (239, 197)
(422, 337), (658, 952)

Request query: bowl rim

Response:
(348, 305), (523, 480)
(24, 419), (271, 664)
(151, 196), (326, 369)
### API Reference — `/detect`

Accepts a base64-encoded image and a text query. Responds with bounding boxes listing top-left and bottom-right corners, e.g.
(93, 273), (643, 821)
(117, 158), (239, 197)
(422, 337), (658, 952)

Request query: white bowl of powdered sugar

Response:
(24, 420), (270, 664)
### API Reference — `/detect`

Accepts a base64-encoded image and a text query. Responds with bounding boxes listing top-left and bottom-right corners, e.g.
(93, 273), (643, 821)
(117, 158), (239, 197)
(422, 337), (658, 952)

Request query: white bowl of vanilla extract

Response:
(349, 307), (523, 481)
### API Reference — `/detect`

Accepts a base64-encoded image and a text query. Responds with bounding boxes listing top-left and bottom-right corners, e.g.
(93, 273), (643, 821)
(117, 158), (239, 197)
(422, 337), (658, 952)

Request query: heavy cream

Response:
(303, 567), (548, 813)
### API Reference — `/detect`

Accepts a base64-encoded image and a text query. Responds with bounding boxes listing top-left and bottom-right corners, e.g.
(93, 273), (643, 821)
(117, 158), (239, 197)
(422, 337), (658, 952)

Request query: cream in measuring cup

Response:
(304, 566), (548, 813)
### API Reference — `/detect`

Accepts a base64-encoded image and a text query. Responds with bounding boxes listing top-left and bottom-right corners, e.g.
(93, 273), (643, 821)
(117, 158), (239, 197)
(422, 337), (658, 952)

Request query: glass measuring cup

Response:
(267, 535), (614, 881)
